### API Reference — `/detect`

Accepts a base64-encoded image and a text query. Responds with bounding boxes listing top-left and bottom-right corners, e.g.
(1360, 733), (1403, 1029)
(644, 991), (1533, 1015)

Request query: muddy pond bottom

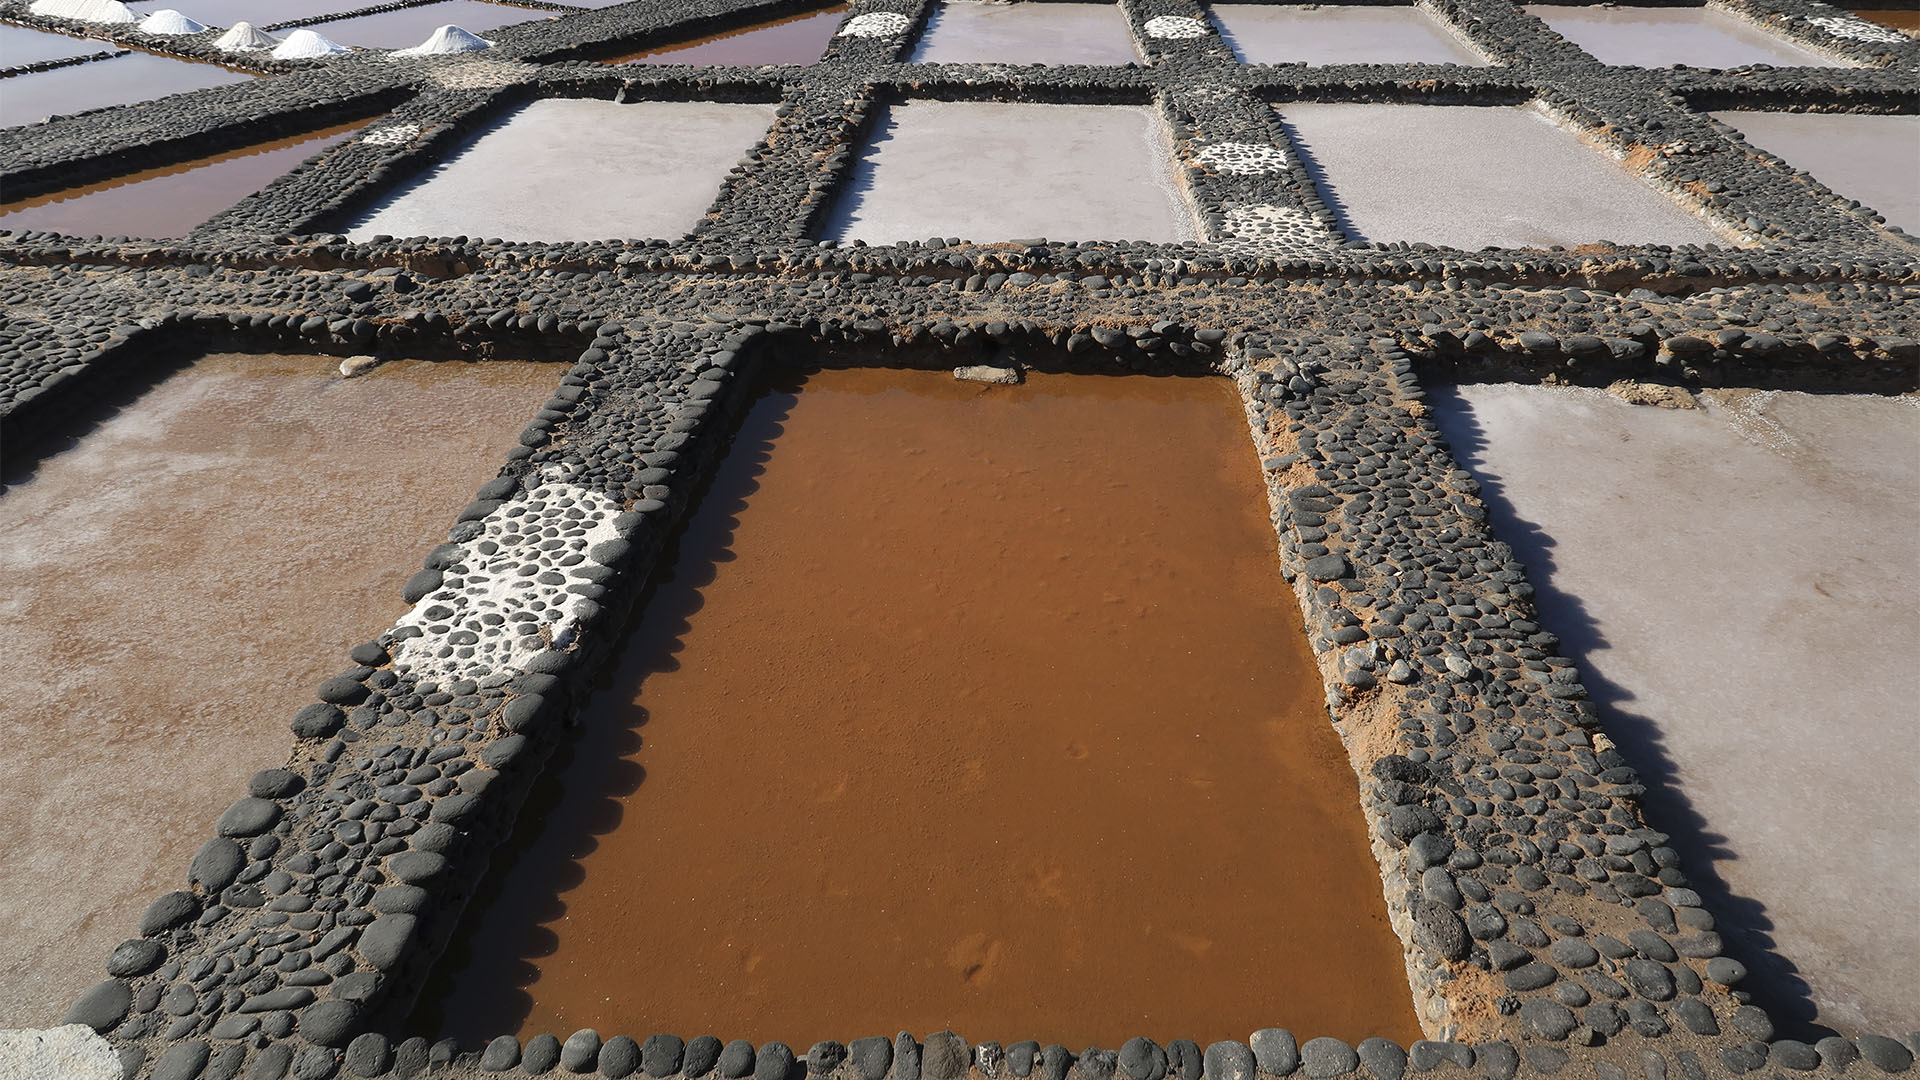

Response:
(0, 352), (563, 1027)
(417, 366), (1420, 1048)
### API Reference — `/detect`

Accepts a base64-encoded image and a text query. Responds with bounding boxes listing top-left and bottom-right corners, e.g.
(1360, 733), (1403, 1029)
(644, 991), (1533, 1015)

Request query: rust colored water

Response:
(0, 120), (367, 238)
(0, 49), (254, 130)
(609, 5), (847, 65)
(1851, 8), (1920, 33)
(418, 367), (1419, 1048)
(0, 352), (563, 1027)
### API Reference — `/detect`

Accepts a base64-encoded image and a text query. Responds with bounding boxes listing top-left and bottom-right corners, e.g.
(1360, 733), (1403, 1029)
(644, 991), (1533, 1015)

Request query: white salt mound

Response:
(214, 21), (278, 50)
(139, 9), (207, 34)
(391, 24), (493, 56)
(27, 0), (137, 24)
(271, 28), (350, 58)
(0, 1026), (121, 1080)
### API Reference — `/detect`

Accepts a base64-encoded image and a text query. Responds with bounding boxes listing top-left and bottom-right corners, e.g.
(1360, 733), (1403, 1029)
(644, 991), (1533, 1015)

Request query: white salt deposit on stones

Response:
(270, 27), (349, 59)
(213, 20), (277, 50)
(390, 483), (626, 681)
(0, 1025), (121, 1080)
(837, 11), (909, 37)
(1195, 141), (1294, 175)
(361, 122), (421, 145)
(1805, 13), (1908, 42)
(27, 0), (136, 24)
(137, 9), (205, 34)
(1218, 202), (1337, 257)
(391, 24), (493, 56)
(1143, 15), (1209, 39)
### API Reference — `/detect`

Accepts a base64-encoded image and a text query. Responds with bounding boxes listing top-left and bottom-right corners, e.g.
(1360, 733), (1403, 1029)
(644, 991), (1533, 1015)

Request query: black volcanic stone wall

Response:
(2, 0), (1917, 1077)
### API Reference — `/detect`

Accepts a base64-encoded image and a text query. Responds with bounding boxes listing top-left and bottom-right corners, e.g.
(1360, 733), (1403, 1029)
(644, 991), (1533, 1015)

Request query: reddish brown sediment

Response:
(1849, 9), (1920, 33)
(0, 353), (563, 1026)
(608, 5), (848, 65)
(419, 366), (1421, 1049)
(0, 120), (370, 239)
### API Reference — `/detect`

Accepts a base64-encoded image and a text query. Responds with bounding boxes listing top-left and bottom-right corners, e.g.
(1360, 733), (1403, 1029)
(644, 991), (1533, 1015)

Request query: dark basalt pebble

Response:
(140, 891), (199, 934)
(849, 1037), (893, 1080)
(1202, 1042), (1252, 1080)
(925, 1034), (969, 1080)
(1076, 1049), (1116, 1080)
(810, 1043), (848, 1076)
(1858, 1036), (1916, 1072)
(1298, 1038), (1357, 1078)
(685, 1036), (724, 1078)
(1355, 1039), (1403, 1080)
(1165, 1040), (1201, 1080)
(561, 1029), (601, 1073)
(524, 1034), (563, 1075)
(1119, 1039), (1165, 1080)
(216, 797), (281, 837)
(480, 1036), (520, 1072)
(642, 1034), (684, 1078)
(106, 938), (164, 977)
(719, 1040), (755, 1080)
(344, 1033), (391, 1078)
(1250, 1030), (1299, 1076)
(756, 1043), (796, 1080)
(601, 1036), (642, 1079)
(64, 978), (132, 1033)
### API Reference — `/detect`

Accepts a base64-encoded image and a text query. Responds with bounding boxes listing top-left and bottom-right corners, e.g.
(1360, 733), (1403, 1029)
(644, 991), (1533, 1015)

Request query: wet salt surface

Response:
(0, 23), (113, 66)
(1429, 383), (1920, 1037)
(609, 4), (846, 65)
(823, 101), (1199, 244)
(1712, 110), (1920, 234)
(344, 99), (779, 242)
(302, 0), (550, 49)
(0, 48), (254, 130)
(1208, 4), (1488, 66)
(0, 352), (564, 1027)
(909, 1), (1138, 64)
(1527, 4), (1845, 67)
(0, 119), (368, 238)
(1279, 102), (1727, 248)
(416, 367), (1421, 1049)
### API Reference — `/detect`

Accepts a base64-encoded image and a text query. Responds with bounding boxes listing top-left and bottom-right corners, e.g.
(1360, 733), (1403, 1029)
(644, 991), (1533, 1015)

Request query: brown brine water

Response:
(417, 366), (1419, 1047)
(609, 5), (847, 65)
(0, 352), (563, 1027)
(0, 120), (369, 238)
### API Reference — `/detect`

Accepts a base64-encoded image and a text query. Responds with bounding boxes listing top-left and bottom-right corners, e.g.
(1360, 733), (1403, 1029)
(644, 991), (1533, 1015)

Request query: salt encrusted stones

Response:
(390, 482), (623, 682)
(1194, 142), (1293, 175)
(360, 124), (421, 147)
(838, 11), (910, 37)
(1218, 203), (1336, 257)
(1143, 16), (1209, 39)
(1804, 14), (1908, 43)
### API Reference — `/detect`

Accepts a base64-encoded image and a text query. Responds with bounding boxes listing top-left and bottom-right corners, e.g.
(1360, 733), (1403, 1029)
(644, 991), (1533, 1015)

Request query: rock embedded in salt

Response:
(138, 9), (207, 35)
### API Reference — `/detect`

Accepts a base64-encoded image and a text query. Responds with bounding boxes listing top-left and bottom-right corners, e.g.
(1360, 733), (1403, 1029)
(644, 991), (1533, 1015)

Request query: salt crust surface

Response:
(271, 27), (348, 58)
(0, 1026), (120, 1080)
(138, 9), (204, 34)
(1805, 13), (1908, 42)
(1144, 15), (1209, 39)
(361, 122), (421, 145)
(27, 0), (135, 23)
(1195, 140), (1294, 174)
(390, 482), (624, 682)
(214, 20), (276, 50)
(838, 11), (908, 37)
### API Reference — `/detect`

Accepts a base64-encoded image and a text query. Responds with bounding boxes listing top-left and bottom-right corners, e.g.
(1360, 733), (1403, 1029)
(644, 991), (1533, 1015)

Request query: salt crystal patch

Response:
(390, 24), (492, 56)
(139, 9), (206, 34)
(271, 27), (349, 58)
(214, 20), (277, 50)
(0, 1026), (121, 1080)
(28, 0), (137, 24)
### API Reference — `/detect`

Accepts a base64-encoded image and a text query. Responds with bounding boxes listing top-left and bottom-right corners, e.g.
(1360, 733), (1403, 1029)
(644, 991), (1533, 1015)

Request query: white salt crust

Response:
(214, 20), (277, 50)
(138, 8), (205, 34)
(361, 123), (421, 145)
(1805, 14), (1908, 43)
(426, 58), (539, 88)
(0, 1026), (120, 1080)
(1143, 15), (1209, 39)
(1218, 202), (1338, 257)
(389, 483), (625, 682)
(27, 0), (135, 24)
(271, 28), (349, 58)
(1195, 140), (1294, 174)
(391, 24), (492, 56)
(838, 11), (910, 37)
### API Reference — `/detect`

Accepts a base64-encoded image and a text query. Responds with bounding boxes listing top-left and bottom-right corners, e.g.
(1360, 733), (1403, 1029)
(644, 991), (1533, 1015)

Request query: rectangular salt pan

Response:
(821, 101), (1198, 244)
(1279, 102), (1727, 248)
(1208, 4), (1488, 66)
(1527, 4), (1846, 68)
(344, 99), (779, 243)
(301, 0), (552, 49)
(1713, 111), (1920, 234)
(909, 0), (1139, 65)
(611, 5), (847, 65)
(1428, 384), (1920, 1034)
(0, 50), (253, 130)
(0, 23), (113, 66)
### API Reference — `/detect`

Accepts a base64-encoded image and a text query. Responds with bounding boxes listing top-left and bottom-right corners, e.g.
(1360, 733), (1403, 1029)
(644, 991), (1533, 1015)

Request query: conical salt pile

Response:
(270, 28), (350, 59)
(139, 9), (207, 34)
(390, 24), (492, 56)
(214, 21), (278, 51)
(28, 0), (137, 24)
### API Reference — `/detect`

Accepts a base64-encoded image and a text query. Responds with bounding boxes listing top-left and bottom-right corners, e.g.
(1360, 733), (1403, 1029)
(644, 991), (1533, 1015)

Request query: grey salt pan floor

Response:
(1429, 383), (1920, 1037)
